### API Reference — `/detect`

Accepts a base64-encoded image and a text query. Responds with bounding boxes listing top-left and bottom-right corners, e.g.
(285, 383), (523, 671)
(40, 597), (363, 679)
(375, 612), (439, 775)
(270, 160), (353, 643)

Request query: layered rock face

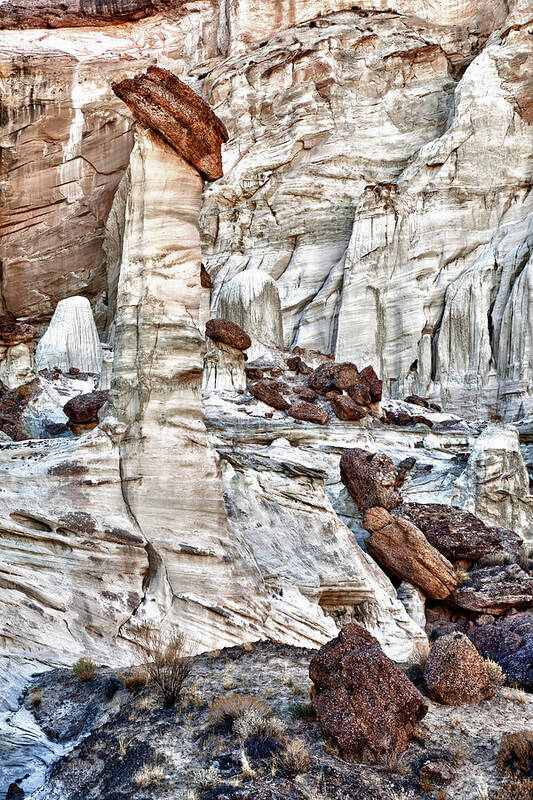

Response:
(1, 1), (531, 418)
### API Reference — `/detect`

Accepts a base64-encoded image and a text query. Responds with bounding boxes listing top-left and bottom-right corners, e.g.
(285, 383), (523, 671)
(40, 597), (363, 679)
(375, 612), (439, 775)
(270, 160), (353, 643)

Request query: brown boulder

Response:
(0, 323), (37, 346)
(328, 394), (366, 422)
(359, 366), (383, 402)
(288, 402), (329, 425)
(0, 380), (40, 441)
(453, 564), (533, 615)
(469, 624), (523, 662)
(391, 503), (502, 561)
(245, 366), (264, 381)
(285, 356), (313, 375)
(294, 385), (318, 402)
(113, 66), (228, 181)
(205, 318), (251, 351)
(309, 624), (427, 763)
(200, 265), (213, 289)
(404, 395), (429, 408)
(64, 390), (109, 426)
(249, 380), (290, 411)
(340, 449), (402, 511)
(307, 362), (358, 394)
(364, 507), (458, 600)
(346, 379), (372, 407)
(423, 632), (494, 705)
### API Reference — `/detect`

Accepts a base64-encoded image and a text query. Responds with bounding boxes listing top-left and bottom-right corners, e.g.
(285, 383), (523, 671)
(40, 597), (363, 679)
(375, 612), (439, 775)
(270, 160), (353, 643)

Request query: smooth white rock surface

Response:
(36, 297), (103, 375)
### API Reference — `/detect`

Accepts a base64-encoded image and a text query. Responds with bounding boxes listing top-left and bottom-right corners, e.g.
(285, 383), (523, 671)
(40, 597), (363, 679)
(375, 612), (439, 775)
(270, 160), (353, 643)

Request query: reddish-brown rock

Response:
(404, 395), (430, 408)
(340, 449), (402, 511)
(294, 385), (318, 402)
(285, 356), (312, 375)
(346, 378), (372, 407)
(0, 0), (182, 29)
(0, 323), (38, 346)
(205, 318), (251, 351)
(453, 565), (533, 615)
(309, 624), (427, 763)
(245, 366), (264, 382)
(288, 402), (329, 425)
(113, 67), (228, 181)
(423, 632), (494, 705)
(359, 366), (382, 402)
(0, 380), (40, 441)
(249, 380), (290, 411)
(364, 507), (458, 601)
(64, 390), (109, 426)
(200, 265), (213, 289)
(469, 624), (523, 662)
(391, 503), (503, 561)
(307, 362), (359, 394)
(328, 393), (366, 422)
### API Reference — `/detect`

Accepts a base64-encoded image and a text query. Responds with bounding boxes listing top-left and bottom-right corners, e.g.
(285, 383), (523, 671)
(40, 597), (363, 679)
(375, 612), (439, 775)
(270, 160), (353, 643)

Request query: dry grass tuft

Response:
(72, 658), (96, 682)
(122, 668), (148, 693)
(490, 778), (533, 800)
(209, 693), (270, 731)
(133, 762), (165, 788)
(131, 624), (192, 707)
(497, 731), (533, 777)
(278, 739), (311, 775)
(189, 764), (221, 790)
(485, 659), (506, 687)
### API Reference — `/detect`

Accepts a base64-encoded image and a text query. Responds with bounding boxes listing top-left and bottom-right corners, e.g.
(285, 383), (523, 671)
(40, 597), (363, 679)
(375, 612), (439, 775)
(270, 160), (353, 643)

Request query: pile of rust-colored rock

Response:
(243, 349), (383, 426)
(0, 379), (40, 440)
(339, 444), (533, 690)
(385, 395), (442, 428)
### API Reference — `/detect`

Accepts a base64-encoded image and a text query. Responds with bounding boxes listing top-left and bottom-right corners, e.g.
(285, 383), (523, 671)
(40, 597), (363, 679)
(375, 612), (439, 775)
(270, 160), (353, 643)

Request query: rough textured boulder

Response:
(0, 0), (181, 29)
(497, 731), (533, 777)
(453, 565), (533, 615)
(359, 366), (382, 402)
(391, 503), (503, 560)
(309, 624), (427, 763)
(0, 380), (40, 440)
(328, 394), (366, 422)
(113, 67), (228, 181)
(307, 362), (359, 394)
(469, 625), (523, 661)
(423, 633), (495, 705)
(294, 385), (318, 402)
(205, 318), (251, 351)
(0, 324), (37, 346)
(346, 379), (372, 407)
(340, 449), (402, 512)
(285, 356), (312, 375)
(288, 402), (329, 425)
(64, 390), (109, 427)
(364, 507), (458, 600)
(249, 380), (290, 411)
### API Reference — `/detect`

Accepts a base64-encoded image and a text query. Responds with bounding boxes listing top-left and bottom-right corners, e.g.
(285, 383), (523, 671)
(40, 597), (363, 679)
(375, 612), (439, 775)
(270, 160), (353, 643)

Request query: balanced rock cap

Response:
(113, 66), (228, 181)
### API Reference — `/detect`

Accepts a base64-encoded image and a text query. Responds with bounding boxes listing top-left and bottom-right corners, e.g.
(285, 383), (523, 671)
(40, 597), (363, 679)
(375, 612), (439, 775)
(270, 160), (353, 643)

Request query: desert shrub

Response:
(278, 739), (311, 775)
(453, 567), (470, 585)
(234, 709), (286, 760)
(497, 731), (533, 777)
(29, 687), (42, 707)
(288, 700), (316, 720)
(485, 659), (506, 688)
(133, 762), (165, 788)
(131, 624), (192, 707)
(123, 668), (148, 693)
(72, 658), (96, 681)
(490, 778), (533, 800)
(189, 764), (221, 790)
(209, 693), (270, 731)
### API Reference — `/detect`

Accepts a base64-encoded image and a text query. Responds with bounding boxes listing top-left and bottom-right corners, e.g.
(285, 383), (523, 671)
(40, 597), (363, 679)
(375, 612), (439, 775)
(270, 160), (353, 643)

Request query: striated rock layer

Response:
(0, 0), (183, 29)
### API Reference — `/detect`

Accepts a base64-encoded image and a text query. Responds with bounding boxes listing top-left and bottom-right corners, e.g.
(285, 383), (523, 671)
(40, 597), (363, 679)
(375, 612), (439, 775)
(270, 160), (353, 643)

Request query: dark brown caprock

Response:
(0, 0), (183, 29)
(112, 66), (228, 181)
